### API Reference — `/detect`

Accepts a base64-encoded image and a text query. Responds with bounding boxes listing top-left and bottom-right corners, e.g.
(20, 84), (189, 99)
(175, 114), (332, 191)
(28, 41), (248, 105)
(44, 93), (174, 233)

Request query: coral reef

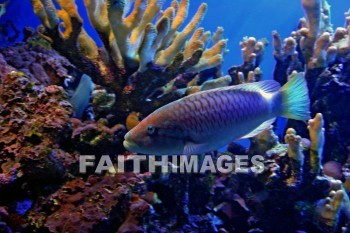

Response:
(71, 118), (126, 155)
(0, 63), (142, 232)
(0, 32), (74, 85)
(30, 0), (228, 118)
(142, 114), (350, 233)
(268, 0), (350, 164)
(0, 71), (77, 192)
(228, 36), (267, 85)
(26, 174), (147, 232)
(0, 0), (349, 232)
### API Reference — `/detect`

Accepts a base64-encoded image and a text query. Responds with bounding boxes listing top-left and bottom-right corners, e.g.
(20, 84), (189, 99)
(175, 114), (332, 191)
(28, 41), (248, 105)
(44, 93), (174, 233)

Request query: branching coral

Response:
(142, 113), (350, 232)
(30, 0), (228, 118)
(284, 128), (304, 186)
(228, 36), (267, 85)
(271, 0), (350, 165)
(315, 186), (344, 232)
(308, 113), (325, 174)
(280, 114), (349, 232)
(0, 0), (348, 232)
(211, 113), (347, 231)
(300, 0), (321, 63)
(272, 32), (303, 85)
(304, 3), (349, 68)
(272, 0), (350, 86)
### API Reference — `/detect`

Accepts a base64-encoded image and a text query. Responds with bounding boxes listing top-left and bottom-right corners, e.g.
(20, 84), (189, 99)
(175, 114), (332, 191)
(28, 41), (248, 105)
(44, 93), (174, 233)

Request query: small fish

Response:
(0, 1), (8, 18)
(124, 73), (310, 155)
(126, 111), (141, 131)
(69, 74), (94, 119)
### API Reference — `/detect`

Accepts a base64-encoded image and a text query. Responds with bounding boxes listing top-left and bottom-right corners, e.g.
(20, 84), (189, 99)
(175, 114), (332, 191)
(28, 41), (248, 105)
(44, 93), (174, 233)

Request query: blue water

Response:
(1, 0), (348, 76)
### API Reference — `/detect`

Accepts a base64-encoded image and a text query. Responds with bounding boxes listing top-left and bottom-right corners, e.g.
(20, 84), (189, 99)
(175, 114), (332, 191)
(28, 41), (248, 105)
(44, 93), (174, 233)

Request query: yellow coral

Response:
(187, 54), (222, 72)
(31, 0), (59, 29)
(31, 0), (229, 97)
(272, 31), (282, 57)
(284, 37), (297, 56)
(78, 29), (99, 59)
(107, 0), (146, 58)
(130, 0), (164, 47)
(156, 3), (207, 66)
(138, 24), (157, 72)
(200, 30), (211, 47)
(56, 0), (82, 21)
(171, 0), (189, 33)
(200, 75), (231, 91)
(84, 0), (110, 35)
(31, 0), (50, 28)
(57, 9), (72, 39)
(333, 27), (347, 43)
(203, 39), (227, 59)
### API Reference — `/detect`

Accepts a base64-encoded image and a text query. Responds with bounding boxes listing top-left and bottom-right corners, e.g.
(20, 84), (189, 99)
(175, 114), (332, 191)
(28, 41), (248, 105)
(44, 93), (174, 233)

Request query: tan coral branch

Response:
(156, 3), (207, 66)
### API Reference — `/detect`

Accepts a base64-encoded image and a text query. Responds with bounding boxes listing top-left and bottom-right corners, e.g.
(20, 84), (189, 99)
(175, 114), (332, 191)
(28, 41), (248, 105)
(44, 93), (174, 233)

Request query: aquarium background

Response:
(2, 0), (348, 147)
(0, 0), (348, 75)
(1, 0), (350, 232)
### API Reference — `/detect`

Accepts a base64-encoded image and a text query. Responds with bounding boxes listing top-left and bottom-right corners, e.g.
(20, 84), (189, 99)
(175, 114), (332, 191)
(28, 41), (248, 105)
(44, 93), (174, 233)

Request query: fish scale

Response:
(183, 90), (267, 138)
(179, 90), (267, 136)
(124, 76), (310, 155)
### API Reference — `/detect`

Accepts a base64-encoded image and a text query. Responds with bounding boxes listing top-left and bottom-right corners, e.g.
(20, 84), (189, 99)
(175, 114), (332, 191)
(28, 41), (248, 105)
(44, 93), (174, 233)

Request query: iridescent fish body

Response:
(124, 73), (310, 155)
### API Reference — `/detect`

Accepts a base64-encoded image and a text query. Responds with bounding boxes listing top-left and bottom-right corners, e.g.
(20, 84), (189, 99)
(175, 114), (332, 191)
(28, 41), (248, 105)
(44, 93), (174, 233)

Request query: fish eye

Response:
(147, 125), (157, 136)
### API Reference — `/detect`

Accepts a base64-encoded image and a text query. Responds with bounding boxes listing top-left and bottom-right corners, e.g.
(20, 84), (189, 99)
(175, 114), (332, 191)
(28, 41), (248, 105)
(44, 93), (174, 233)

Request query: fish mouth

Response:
(123, 132), (140, 152)
(123, 139), (140, 152)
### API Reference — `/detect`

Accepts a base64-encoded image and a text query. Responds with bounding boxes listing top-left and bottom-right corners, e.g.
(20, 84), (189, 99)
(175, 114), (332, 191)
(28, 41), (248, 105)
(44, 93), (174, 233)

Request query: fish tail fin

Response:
(280, 72), (311, 120)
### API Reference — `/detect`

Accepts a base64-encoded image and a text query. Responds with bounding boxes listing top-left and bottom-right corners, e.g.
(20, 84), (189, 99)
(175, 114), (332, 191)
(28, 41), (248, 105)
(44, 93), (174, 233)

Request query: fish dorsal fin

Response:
(231, 80), (281, 94)
(183, 142), (208, 155)
(238, 118), (276, 139)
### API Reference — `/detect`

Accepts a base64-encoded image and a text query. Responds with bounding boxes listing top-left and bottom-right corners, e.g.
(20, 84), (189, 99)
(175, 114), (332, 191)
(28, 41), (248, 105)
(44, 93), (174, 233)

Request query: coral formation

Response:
(273, 0), (350, 164)
(71, 118), (126, 155)
(26, 174), (147, 232)
(228, 36), (267, 85)
(0, 71), (77, 192)
(0, 32), (74, 85)
(30, 0), (228, 118)
(0, 0), (349, 232)
(141, 114), (350, 232)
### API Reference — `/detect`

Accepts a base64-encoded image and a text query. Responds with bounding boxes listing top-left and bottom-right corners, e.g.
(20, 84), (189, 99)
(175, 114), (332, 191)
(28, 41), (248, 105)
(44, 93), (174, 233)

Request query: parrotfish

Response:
(123, 73), (310, 155)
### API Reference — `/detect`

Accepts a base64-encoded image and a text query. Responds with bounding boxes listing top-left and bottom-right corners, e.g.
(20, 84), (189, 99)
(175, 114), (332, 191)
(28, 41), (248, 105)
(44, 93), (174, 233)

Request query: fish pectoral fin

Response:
(238, 117), (276, 139)
(183, 142), (209, 155)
